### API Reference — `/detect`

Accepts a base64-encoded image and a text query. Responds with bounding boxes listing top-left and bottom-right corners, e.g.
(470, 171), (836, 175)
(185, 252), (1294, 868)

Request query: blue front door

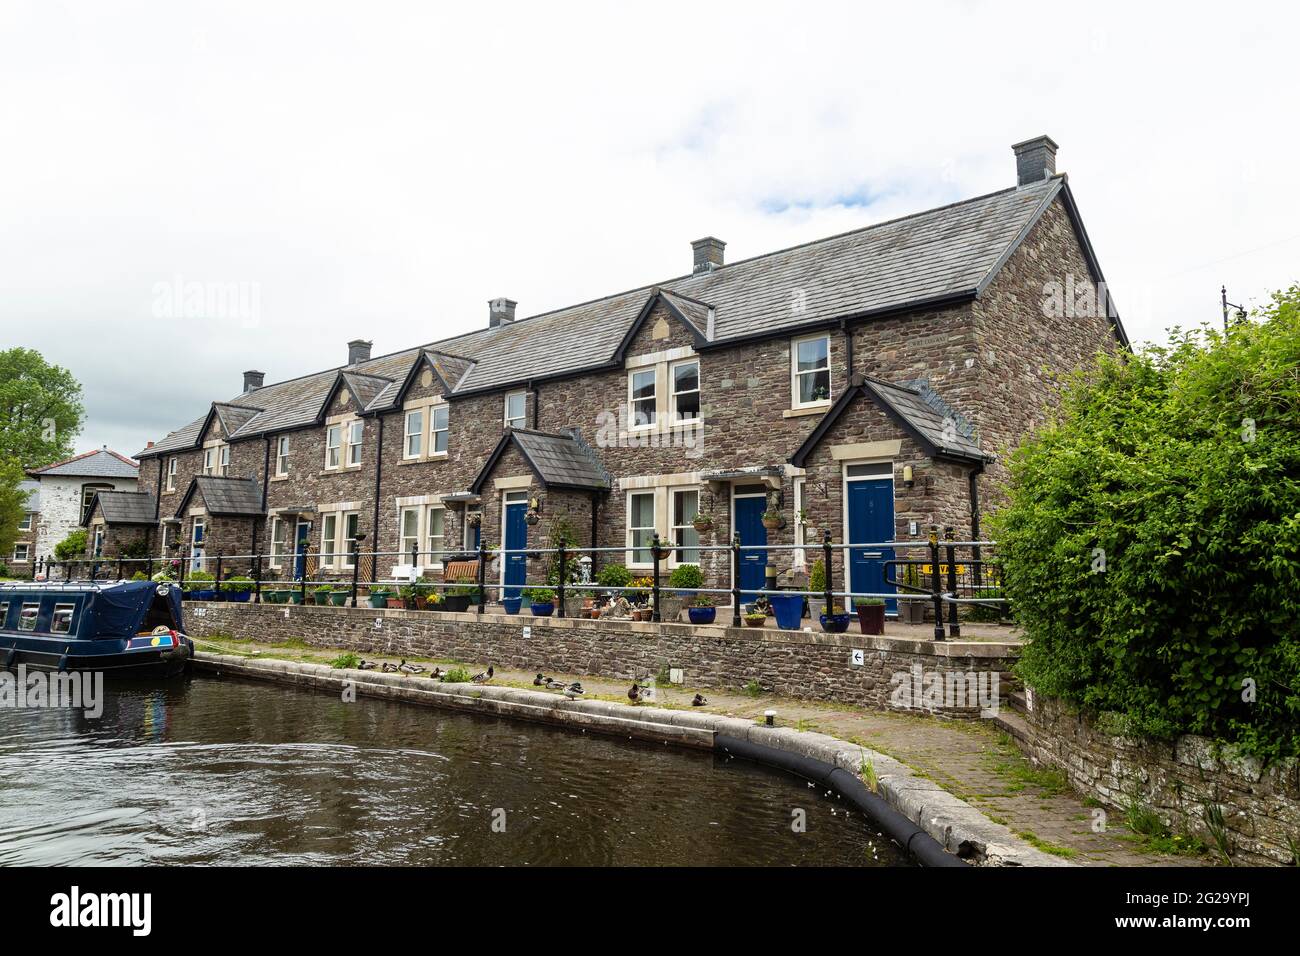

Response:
(734, 495), (768, 601)
(294, 521), (309, 580)
(847, 477), (897, 614)
(503, 501), (528, 600)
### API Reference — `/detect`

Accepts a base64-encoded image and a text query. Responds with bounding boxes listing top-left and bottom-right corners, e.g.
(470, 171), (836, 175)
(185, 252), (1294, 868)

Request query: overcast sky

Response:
(2, 1), (1295, 458)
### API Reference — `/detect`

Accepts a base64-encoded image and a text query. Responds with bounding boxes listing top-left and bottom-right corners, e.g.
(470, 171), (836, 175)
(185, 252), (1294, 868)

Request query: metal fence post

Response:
(299, 545), (309, 604)
(215, 555), (223, 599)
(556, 542), (567, 619)
(178, 548), (187, 589)
(476, 540), (487, 615)
(253, 552), (262, 603)
(929, 527), (945, 641)
(822, 530), (835, 615)
(146, 556), (153, 580)
(116, 557), (123, 580)
(945, 526), (960, 639)
(350, 541), (361, 608)
(731, 534), (742, 628)
(651, 533), (662, 623)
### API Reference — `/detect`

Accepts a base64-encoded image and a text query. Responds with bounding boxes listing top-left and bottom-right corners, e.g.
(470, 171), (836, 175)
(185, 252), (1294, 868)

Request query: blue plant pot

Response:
(186, 589), (215, 601)
(501, 597), (523, 615)
(819, 612), (851, 633)
(226, 591), (251, 603)
(769, 593), (804, 630)
(687, 605), (717, 625)
(530, 602), (554, 617)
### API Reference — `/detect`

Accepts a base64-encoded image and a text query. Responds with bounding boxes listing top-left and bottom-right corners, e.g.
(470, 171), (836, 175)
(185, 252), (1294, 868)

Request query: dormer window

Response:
(504, 391), (526, 429)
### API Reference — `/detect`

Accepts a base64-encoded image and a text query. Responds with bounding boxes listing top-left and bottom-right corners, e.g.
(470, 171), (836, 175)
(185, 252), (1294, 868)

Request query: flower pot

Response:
(857, 603), (886, 634)
(327, 591), (347, 606)
(744, 616), (766, 628)
(385, 597), (405, 610)
(501, 596), (523, 615)
(525, 511), (541, 526)
(808, 597), (826, 620)
(307, 591), (326, 605)
(900, 601), (926, 625)
(820, 612), (851, 633)
(687, 605), (716, 625)
(442, 595), (473, 613)
(530, 602), (554, 617)
(226, 591), (251, 603)
(692, 518), (713, 534)
(768, 593), (803, 630)
(186, 589), (215, 601)
(366, 593), (387, 608)
(287, 591), (305, 605)
(761, 515), (784, 531)
(414, 596), (429, 610)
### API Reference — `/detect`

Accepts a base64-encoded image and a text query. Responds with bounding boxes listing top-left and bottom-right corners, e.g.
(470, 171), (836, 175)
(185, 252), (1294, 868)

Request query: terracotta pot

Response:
(857, 603), (886, 635)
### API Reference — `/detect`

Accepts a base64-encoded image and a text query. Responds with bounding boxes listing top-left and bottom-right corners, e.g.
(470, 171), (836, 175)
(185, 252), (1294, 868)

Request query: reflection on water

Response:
(0, 676), (908, 866)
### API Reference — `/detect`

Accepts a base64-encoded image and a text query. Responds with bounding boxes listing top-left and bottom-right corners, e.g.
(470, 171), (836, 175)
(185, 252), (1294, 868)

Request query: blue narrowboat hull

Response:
(2, 633), (193, 679)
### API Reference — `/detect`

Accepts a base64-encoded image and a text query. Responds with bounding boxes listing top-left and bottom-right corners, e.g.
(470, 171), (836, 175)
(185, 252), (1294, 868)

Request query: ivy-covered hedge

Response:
(990, 287), (1300, 762)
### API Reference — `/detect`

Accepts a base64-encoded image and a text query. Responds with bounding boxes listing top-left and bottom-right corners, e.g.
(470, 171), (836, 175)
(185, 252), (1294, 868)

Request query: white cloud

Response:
(1, 0), (1296, 455)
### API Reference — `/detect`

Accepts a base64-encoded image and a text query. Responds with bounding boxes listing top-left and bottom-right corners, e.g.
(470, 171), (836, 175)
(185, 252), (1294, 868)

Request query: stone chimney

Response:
(489, 298), (517, 328)
(1012, 135), (1058, 186)
(242, 370), (265, 393)
(347, 339), (372, 365)
(691, 237), (725, 274)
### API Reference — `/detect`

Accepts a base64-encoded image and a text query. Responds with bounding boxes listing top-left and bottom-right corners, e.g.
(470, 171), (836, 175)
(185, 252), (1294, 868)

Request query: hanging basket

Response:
(525, 510), (541, 526)
(692, 516), (714, 533)
(761, 514), (785, 531)
(467, 514), (482, 529)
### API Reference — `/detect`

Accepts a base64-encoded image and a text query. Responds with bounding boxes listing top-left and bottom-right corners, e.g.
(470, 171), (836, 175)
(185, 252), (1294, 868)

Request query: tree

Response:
(0, 459), (31, 564)
(54, 529), (88, 562)
(990, 286), (1300, 762)
(0, 347), (84, 468)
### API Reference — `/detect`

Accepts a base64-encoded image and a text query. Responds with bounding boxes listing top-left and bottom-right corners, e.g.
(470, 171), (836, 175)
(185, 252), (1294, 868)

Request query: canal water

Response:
(0, 676), (908, 866)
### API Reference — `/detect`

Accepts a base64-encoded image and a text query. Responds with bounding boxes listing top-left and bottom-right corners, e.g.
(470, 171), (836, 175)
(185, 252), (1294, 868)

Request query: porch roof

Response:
(82, 490), (156, 526)
(470, 427), (610, 494)
(174, 476), (266, 518)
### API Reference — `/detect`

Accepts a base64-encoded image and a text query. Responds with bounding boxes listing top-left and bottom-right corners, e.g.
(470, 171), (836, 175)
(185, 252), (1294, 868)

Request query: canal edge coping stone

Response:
(193, 651), (1070, 867)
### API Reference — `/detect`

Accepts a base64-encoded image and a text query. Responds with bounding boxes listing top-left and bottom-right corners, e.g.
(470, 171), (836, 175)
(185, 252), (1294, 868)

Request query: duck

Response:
(471, 665), (494, 684)
(381, 661), (400, 673)
(533, 673), (547, 686)
(563, 682), (584, 700)
(398, 659), (424, 674)
(357, 659), (377, 670)
(544, 677), (567, 691)
(628, 682), (647, 704)
(691, 694), (708, 707)
(429, 667), (444, 680)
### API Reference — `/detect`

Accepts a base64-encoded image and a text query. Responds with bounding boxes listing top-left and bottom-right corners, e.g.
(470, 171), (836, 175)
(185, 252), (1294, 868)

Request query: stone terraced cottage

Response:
(121, 136), (1126, 609)
(12, 448), (140, 568)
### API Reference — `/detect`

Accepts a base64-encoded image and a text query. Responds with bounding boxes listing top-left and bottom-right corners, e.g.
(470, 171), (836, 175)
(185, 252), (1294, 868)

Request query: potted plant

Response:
(466, 513), (482, 529)
(820, 603), (852, 633)
(327, 588), (348, 606)
(856, 597), (886, 635)
(311, 583), (332, 605)
(761, 507), (785, 531)
(900, 563), (926, 624)
(525, 510), (541, 526)
(691, 513), (714, 534)
(687, 594), (716, 625)
(807, 559), (827, 619)
(768, 590), (803, 630)
(501, 594), (523, 615)
(367, 588), (393, 609)
(743, 610), (767, 628)
(287, 588), (305, 605)
(525, 587), (554, 616)
(442, 585), (479, 613)
(223, 575), (254, 603)
(183, 570), (216, 601)
(667, 563), (703, 596)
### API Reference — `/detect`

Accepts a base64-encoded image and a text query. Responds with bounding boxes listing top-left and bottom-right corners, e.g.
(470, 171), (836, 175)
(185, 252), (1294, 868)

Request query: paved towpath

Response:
(190, 634), (1209, 867)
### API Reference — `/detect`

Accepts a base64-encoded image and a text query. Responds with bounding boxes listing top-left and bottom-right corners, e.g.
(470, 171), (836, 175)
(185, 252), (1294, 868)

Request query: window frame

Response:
(269, 516), (287, 569)
(166, 457), (177, 491)
(628, 368), (657, 429)
(504, 391), (527, 429)
(13, 543), (30, 563)
(51, 603), (75, 635)
(18, 512), (33, 531)
(670, 359), (701, 424)
(430, 404), (449, 456)
(218, 444), (230, 476)
(346, 420), (364, 467)
(325, 425), (342, 469)
(670, 488), (700, 566)
(320, 513), (338, 568)
(425, 505), (445, 568)
(791, 333), (832, 409)
(203, 447), (215, 476)
(399, 507), (421, 563)
(403, 409), (423, 459)
(626, 490), (656, 568)
(793, 476), (807, 568)
(18, 602), (38, 632)
(275, 436), (290, 477)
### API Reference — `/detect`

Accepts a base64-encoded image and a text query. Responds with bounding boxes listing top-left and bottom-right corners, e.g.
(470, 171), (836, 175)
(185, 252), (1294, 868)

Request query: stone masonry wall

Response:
(1011, 693), (1300, 866)
(185, 601), (1019, 718)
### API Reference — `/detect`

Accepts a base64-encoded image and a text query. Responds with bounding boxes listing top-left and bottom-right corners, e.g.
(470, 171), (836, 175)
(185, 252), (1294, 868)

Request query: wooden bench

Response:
(443, 558), (480, 584)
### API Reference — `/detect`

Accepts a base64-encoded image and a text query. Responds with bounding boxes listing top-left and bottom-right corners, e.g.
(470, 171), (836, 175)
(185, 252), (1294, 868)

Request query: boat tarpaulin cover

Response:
(86, 581), (183, 638)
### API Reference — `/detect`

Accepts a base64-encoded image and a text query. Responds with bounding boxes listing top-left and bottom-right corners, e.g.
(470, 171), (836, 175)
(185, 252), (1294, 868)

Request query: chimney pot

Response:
(347, 339), (372, 365)
(489, 298), (517, 328)
(146, 441), (155, 448)
(1012, 135), (1058, 186)
(691, 237), (726, 274)
(242, 369), (265, 393)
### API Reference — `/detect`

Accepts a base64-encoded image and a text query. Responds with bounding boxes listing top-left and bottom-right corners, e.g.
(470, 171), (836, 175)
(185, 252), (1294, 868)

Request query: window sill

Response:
(271, 474), (290, 482)
(397, 455), (448, 466)
(784, 404), (831, 419)
(320, 465), (364, 475)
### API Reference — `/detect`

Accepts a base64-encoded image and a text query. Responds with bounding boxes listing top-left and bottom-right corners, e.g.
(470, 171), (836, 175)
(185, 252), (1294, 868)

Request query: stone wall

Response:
(1008, 693), (1300, 866)
(185, 601), (1019, 717)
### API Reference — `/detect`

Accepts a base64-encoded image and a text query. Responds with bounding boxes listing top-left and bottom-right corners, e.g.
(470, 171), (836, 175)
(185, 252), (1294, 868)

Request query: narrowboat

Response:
(0, 580), (193, 679)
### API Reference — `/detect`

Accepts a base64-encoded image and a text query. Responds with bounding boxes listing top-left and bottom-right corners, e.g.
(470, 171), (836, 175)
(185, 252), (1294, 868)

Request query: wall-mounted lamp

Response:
(902, 465), (915, 489)
(529, 496), (542, 512)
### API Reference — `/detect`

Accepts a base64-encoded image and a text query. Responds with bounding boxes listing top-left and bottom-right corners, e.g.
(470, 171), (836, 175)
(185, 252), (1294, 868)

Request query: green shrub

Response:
(330, 652), (360, 670)
(223, 575), (254, 593)
(523, 587), (554, 603)
(668, 563), (703, 590)
(596, 563), (631, 588)
(990, 287), (1300, 762)
(119, 539), (150, 560)
(54, 529), (87, 561)
(808, 558), (826, 593)
(441, 667), (471, 683)
(183, 569), (215, 591)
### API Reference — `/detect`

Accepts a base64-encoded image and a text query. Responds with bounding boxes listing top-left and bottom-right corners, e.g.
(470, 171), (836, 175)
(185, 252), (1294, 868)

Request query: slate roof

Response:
(176, 476), (265, 518)
(470, 428), (611, 493)
(84, 491), (156, 526)
(28, 448), (139, 479)
(139, 175), (1116, 459)
(790, 374), (991, 467)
